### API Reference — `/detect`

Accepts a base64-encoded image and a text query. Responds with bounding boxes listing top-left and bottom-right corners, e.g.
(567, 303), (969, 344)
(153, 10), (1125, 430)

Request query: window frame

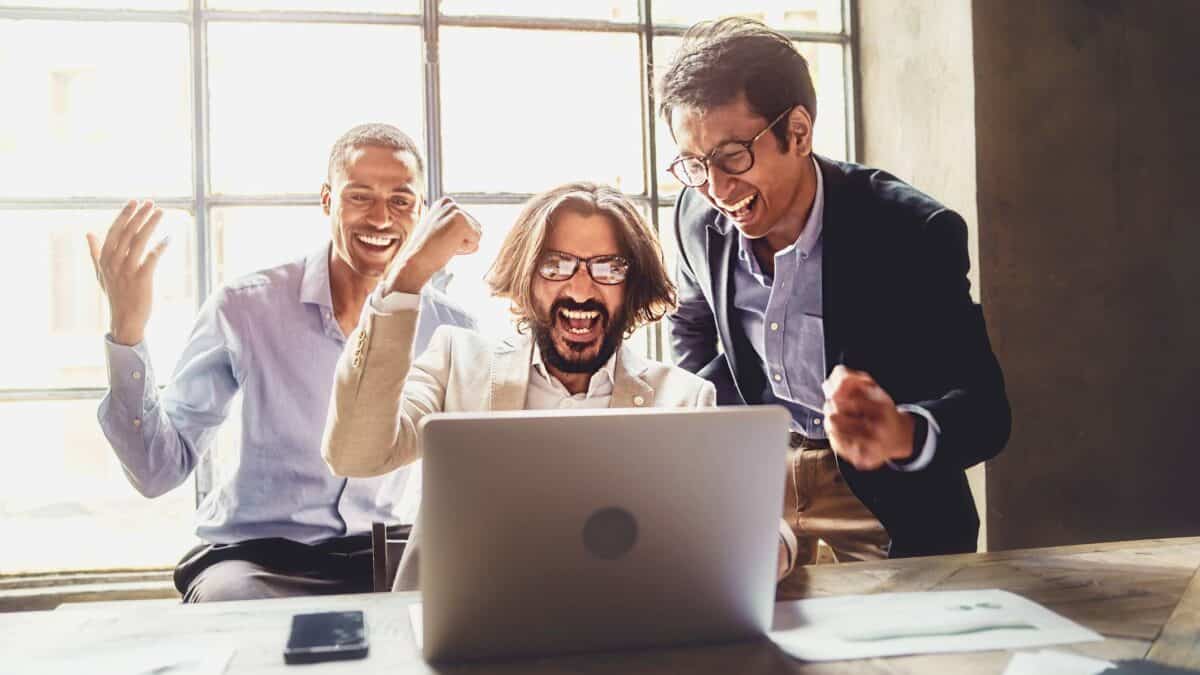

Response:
(0, 0), (857, 564)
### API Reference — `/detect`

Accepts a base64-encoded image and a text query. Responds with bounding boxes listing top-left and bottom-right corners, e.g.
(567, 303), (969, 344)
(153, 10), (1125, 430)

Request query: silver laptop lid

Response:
(418, 406), (790, 662)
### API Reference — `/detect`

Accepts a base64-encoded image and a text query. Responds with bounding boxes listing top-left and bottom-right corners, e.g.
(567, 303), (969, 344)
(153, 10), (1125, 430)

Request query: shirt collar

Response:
(734, 155), (825, 265)
(530, 342), (618, 398)
(300, 241), (335, 309)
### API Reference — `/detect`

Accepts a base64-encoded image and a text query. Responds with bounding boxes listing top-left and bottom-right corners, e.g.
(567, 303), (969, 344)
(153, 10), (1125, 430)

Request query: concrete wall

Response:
(973, 0), (1200, 549)
(857, 0), (988, 549)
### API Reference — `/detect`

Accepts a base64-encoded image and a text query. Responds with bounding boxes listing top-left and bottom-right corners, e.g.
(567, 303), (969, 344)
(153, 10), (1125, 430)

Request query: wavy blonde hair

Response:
(487, 182), (677, 336)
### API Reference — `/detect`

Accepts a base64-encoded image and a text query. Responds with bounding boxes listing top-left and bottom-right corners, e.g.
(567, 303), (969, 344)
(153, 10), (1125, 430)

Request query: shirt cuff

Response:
(888, 404), (940, 472)
(104, 334), (157, 413)
(370, 285), (422, 314)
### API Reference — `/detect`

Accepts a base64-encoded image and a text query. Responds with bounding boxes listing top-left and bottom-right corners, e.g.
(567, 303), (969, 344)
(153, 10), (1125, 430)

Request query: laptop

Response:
(416, 405), (790, 663)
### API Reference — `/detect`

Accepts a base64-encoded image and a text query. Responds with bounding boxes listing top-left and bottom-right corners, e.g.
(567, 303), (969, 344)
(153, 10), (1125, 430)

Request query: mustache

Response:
(549, 299), (609, 324)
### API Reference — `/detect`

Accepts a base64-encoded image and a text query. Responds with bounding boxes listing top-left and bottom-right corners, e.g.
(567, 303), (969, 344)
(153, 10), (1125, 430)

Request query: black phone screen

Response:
(283, 610), (368, 664)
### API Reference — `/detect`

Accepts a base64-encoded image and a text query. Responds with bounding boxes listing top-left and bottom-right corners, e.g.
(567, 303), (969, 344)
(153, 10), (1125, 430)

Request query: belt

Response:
(789, 431), (832, 450)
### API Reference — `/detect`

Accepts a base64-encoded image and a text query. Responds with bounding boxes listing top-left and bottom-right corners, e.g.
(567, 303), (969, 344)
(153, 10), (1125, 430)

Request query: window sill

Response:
(0, 569), (178, 613)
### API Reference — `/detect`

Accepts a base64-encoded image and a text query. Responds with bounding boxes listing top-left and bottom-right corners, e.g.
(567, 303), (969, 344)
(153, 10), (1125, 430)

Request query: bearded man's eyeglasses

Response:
(537, 251), (630, 285)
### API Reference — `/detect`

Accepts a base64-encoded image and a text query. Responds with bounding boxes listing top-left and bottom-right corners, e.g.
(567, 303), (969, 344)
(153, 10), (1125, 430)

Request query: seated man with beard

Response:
(322, 182), (794, 590)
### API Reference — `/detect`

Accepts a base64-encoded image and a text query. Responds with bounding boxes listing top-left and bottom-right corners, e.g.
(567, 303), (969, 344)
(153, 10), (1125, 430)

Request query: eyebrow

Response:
(343, 183), (419, 196)
(682, 135), (748, 159)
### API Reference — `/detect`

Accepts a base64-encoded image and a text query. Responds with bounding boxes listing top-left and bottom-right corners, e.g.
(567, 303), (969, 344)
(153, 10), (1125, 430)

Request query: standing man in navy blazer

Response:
(659, 18), (1011, 591)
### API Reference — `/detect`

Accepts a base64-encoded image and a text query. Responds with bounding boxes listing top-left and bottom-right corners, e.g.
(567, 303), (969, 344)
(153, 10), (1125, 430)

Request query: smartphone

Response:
(283, 610), (369, 665)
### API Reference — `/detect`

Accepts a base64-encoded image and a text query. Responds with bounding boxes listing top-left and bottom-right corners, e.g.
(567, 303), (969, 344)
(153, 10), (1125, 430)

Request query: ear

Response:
(788, 105), (814, 157)
(320, 183), (332, 216)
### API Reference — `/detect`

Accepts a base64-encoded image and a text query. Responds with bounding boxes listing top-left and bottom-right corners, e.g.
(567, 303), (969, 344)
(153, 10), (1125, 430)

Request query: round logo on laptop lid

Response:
(582, 507), (638, 560)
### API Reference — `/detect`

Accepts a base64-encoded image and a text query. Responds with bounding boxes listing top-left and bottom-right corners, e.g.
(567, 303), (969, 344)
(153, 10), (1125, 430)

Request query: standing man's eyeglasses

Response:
(537, 251), (630, 285)
(667, 106), (795, 188)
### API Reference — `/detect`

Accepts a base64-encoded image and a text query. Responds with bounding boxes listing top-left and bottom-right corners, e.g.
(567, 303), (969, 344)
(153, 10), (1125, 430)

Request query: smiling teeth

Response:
(561, 309), (599, 320)
(718, 193), (756, 212)
(356, 234), (397, 246)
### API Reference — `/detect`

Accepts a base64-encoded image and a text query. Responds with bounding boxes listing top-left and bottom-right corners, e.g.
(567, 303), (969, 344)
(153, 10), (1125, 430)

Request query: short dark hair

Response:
(326, 122), (425, 185)
(658, 17), (817, 151)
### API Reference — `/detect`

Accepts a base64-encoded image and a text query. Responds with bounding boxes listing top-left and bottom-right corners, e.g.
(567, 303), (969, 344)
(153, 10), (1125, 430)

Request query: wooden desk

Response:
(5, 536), (1198, 674)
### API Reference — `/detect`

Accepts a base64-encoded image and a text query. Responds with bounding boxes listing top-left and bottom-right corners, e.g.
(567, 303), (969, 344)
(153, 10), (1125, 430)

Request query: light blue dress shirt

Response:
(97, 243), (475, 544)
(730, 158), (939, 470)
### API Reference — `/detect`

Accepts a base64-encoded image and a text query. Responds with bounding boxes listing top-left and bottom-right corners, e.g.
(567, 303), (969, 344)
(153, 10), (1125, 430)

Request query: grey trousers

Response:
(175, 528), (410, 603)
(182, 559), (368, 603)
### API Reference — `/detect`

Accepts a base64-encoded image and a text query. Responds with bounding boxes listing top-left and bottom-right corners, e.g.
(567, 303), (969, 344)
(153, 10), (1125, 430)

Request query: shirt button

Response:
(633, 395), (645, 406)
(132, 418), (141, 427)
(814, 418), (822, 426)
(773, 373), (782, 382)
(770, 322), (780, 331)
(131, 371), (142, 380)
(800, 252), (809, 261)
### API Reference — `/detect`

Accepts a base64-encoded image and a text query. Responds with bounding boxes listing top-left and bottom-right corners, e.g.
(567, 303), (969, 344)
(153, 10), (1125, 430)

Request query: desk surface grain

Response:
(5, 536), (1199, 674)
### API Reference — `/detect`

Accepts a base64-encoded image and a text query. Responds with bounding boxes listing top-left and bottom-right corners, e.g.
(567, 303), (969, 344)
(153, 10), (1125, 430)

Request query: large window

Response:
(0, 0), (855, 573)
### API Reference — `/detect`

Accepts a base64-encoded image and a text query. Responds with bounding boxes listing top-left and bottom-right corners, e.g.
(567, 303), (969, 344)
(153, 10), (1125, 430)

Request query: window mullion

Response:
(422, 0), (444, 201)
(191, 0), (214, 507)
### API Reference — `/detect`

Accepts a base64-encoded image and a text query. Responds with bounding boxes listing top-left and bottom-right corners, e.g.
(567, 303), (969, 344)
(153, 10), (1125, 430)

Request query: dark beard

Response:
(533, 299), (624, 375)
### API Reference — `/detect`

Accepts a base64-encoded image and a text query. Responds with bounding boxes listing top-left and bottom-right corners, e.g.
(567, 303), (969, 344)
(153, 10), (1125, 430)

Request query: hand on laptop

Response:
(385, 196), (482, 294)
(86, 200), (170, 347)
(821, 365), (915, 471)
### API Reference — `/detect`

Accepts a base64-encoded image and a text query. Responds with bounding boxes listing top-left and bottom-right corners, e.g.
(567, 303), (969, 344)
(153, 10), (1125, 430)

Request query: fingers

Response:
(125, 207), (165, 269)
(823, 366), (898, 471)
(112, 200), (158, 268)
(456, 216), (482, 255)
(85, 232), (105, 288)
(141, 235), (171, 277)
(100, 200), (138, 265)
(826, 414), (881, 469)
(85, 232), (102, 269)
(823, 366), (892, 417)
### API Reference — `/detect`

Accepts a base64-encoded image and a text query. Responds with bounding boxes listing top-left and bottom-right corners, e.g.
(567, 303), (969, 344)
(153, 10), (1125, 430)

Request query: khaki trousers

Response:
(779, 444), (890, 595)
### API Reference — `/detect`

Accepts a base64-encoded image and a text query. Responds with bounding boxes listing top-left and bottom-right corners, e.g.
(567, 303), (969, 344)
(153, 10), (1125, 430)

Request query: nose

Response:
(562, 263), (601, 302)
(365, 198), (390, 228)
(705, 164), (739, 203)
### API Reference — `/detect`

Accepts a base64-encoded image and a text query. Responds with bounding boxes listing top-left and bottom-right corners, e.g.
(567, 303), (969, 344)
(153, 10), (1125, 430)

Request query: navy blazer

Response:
(668, 155), (1011, 557)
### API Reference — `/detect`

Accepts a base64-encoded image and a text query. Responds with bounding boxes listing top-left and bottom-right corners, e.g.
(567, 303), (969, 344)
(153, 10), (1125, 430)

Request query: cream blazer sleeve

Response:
(322, 308), (455, 478)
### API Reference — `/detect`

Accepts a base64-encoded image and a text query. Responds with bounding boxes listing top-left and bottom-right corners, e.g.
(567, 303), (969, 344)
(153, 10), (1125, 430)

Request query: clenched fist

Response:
(85, 200), (170, 346)
(821, 365), (916, 471)
(383, 196), (482, 295)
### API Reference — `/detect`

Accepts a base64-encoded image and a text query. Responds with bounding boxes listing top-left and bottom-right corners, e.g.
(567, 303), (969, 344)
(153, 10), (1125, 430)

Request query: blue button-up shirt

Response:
(730, 158), (939, 469)
(732, 159), (829, 438)
(98, 243), (475, 545)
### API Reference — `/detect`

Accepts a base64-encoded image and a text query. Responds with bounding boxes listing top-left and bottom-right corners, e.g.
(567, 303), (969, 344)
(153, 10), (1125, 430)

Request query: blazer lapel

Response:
(488, 333), (532, 411)
(610, 344), (654, 408)
(707, 215), (766, 404)
(816, 155), (849, 376)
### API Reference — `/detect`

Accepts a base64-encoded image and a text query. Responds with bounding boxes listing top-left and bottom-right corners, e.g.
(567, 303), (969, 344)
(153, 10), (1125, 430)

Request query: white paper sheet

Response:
(1003, 649), (1113, 675)
(769, 589), (1102, 662)
(10, 639), (235, 675)
(409, 603), (424, 650)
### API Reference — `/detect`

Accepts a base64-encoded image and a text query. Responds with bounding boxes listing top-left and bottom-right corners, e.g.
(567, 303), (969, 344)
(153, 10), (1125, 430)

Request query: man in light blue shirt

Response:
(86, 124), (475, 602)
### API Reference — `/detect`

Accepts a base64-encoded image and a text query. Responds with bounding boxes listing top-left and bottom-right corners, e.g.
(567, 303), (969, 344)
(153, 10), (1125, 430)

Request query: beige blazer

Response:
(321, 308), (719, 589)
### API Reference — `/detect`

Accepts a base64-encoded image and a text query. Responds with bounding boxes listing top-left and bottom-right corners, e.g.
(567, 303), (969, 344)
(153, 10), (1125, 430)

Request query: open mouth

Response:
(556, 307), (604, 345)
(353, 232), (402, 253)
(718, 192), (760, 223)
